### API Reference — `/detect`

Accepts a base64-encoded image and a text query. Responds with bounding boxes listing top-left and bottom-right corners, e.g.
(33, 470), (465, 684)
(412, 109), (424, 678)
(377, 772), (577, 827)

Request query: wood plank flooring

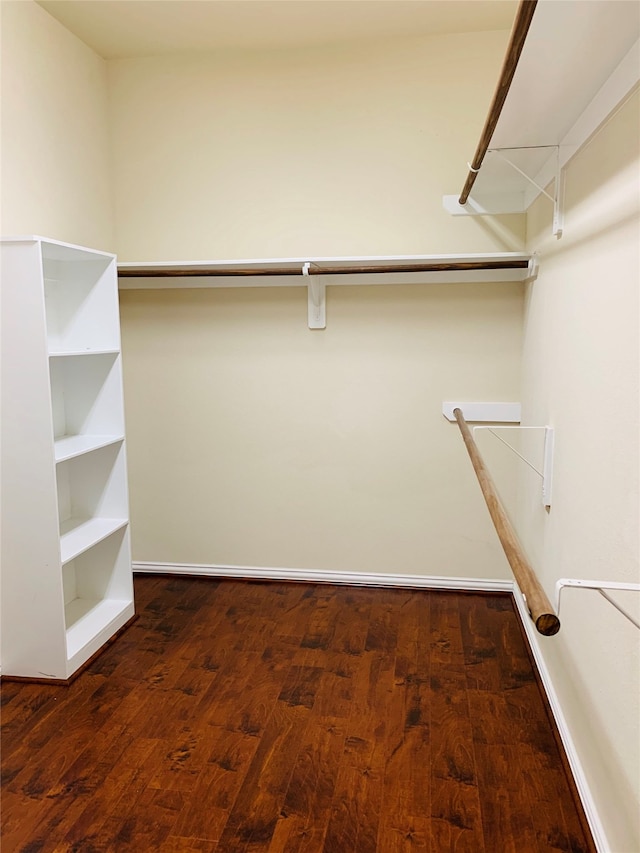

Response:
(1, 575), (596, 852)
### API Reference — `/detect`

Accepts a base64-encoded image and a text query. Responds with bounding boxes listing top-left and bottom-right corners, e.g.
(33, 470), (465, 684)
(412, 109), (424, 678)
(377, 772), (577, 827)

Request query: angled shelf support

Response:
(556, 579), (640, 631)
(443, 145), (565, 238)
(472, 424), (554, 508)
(442, 402), (553, 508)
(485, 146), (564, 238)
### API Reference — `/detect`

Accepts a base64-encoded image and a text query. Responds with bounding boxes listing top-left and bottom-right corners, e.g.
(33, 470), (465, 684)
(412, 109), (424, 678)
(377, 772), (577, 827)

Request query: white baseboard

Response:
(132, 561), (513, 592)
(512, 588), (608, 852)
(132, 559), (605, 850)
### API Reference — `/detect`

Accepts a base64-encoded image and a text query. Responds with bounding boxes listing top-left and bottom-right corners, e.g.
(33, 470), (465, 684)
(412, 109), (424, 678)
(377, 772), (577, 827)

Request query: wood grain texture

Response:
(117, 261), (530, 279)
(1, 576), (595, 852)
(453, 407), (560, 636)
(458, 0), (539, 204)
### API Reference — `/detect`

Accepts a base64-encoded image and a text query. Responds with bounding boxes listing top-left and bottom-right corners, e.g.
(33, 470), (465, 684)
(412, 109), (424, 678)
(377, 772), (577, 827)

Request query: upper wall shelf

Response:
(443, 0), (640, 233)
(118, 253), (532, 329)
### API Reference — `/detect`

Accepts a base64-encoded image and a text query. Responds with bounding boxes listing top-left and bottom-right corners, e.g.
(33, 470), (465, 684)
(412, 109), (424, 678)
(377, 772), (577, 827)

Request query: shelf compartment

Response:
(43, 251), (121, 354)
(63, 526), (134, 663)
(65, 598), (134, 663)
(60, 516), (128, 564)
(56, 441), (129, 559)
(49, 352), (125, 440)
(55, 435), (124, 464)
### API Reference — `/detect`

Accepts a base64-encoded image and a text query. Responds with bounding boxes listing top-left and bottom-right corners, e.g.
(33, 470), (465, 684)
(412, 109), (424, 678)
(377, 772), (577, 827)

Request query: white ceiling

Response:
(36, 0), (518, 59)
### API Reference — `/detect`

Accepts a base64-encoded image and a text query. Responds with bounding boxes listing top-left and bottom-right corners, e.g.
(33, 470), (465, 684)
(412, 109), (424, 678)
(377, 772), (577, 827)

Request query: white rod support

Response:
(488, 147), (558, 203)
(477, 428), (544, 477)
(472, 425), (554, 508)
(556, 579), (640, 630)
(303, 262), (326, 329)
(485, 146), (564, 241)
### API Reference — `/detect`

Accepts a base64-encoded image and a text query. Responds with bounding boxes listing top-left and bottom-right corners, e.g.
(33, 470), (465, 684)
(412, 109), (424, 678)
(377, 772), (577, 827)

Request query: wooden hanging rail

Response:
(458, 0), (538, 205)
(453, 407), (560, 636)
(118, 259), (530, 278)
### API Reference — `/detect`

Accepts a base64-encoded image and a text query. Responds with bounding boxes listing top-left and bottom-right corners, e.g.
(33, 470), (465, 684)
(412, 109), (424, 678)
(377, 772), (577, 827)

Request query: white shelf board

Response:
(1, 235), (115, 262)
(118, 252), (530, 270)
(491, 4), (639, 151)
(444, 3), (640, 214)
(65, 597), (133, 661)
(442, 402), (521, 423)
(49, 349), (120, 358)
(54, 435), (124, 463)
(60, 517), (129, 565)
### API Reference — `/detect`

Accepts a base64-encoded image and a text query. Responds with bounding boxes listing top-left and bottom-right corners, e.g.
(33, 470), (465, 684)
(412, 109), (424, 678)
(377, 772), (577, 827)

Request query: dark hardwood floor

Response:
(1, 575), (595, 852)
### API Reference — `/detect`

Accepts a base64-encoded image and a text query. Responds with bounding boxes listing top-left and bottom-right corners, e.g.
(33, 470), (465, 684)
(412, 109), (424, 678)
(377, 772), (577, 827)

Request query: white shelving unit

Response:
(1, 236), (135, 681)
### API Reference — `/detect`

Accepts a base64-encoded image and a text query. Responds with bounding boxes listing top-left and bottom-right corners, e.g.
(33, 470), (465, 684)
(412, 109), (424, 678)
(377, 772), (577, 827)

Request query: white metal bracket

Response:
(556, 579), (640, 630)
(472, 425), (554, 508)
(488, 146), (564, 239)
(303, 262), (326, 329)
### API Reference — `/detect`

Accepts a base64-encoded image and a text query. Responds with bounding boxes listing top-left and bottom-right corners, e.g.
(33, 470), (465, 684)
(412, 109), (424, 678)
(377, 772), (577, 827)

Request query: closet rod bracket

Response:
(487, 145), (564, 238)
(303, 262), (326, 329)
(556, 579), (640, 630)
(473, 425), (554, 508)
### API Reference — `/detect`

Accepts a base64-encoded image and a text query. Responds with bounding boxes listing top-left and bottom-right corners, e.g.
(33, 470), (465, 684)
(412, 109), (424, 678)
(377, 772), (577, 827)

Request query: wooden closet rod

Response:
(118, 260), (529, 278)
(458, 0), (538, 205)
(453, 407), (560, 636)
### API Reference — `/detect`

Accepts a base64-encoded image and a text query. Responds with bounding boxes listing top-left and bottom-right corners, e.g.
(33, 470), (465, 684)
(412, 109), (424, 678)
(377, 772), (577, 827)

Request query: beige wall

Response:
(0, 1), (113, 249)
(108, 31), (524, 261)
(520, 90), (640, 852)
(120, 280), (523, 577)
(112, 29), (527, 580)
(4, 7), (638, 842)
